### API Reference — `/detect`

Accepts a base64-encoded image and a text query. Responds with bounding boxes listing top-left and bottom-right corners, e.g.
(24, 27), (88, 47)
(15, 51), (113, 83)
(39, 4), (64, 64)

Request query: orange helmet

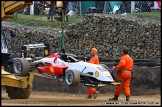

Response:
(91, 48), (97, 53)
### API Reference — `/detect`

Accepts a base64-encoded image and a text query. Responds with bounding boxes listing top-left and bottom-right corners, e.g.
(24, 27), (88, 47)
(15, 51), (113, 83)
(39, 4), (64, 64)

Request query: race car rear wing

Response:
(21, 43), (50, 58)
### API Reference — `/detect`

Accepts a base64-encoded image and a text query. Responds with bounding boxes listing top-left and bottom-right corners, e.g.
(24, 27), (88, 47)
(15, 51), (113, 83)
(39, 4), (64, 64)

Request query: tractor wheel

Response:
(5, 85), (32, 99)
(65, 69), (80, 87)
(12, 58), (30, 76)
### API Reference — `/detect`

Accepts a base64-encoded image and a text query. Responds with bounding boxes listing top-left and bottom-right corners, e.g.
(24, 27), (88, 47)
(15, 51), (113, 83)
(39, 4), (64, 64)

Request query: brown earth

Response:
(1, 90), (161, 106)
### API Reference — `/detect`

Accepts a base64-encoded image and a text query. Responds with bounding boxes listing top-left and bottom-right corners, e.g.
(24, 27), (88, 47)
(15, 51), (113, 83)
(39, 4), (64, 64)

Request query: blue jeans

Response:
(68, 1), (76, 11)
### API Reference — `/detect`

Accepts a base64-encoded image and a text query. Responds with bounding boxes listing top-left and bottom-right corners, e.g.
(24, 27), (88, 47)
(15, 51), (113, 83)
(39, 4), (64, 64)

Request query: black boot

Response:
(126, 96), (130, 101)
(109, 95), (118, 101)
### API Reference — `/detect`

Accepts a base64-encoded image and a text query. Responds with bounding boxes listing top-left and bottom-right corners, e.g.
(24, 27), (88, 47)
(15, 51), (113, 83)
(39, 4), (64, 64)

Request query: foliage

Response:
(129, 11), (160, 19)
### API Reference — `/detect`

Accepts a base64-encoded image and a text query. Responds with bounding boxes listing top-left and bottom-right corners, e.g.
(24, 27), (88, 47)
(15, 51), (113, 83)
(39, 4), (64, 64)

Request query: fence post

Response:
(79, 1), (82, 16)
(30, 1), (34, 15)
(131, 1), (135, 13)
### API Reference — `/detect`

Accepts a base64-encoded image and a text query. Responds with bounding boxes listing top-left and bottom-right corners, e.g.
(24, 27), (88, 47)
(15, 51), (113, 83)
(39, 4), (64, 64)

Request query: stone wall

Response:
(65, 14), (161, 60)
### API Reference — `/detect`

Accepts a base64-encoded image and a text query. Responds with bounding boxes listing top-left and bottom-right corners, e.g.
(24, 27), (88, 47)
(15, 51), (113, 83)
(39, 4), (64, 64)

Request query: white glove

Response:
(112, 66), (116, 70)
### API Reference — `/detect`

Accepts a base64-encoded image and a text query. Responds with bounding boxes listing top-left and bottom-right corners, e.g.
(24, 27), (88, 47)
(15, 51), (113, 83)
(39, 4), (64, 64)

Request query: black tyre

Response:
(5, 85), (32, 99)
(65, 69), (80, 87)
(12, 58), (30, 76)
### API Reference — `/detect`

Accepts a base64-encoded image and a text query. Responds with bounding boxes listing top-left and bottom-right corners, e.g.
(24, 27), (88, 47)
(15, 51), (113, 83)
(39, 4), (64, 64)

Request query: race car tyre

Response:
(5, 85), (32, 99)
(12, 58), (30, 76)
(65, 69), (80, 87)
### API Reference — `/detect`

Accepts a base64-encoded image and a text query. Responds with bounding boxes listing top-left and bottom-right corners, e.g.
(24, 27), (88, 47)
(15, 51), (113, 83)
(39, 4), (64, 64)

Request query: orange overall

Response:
(115, 54), (134, 97)
(87, 54), (99, 97)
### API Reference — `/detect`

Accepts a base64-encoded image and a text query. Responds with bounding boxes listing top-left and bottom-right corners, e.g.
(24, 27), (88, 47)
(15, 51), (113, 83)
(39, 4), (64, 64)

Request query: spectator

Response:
(119, 1), (131, 13)
(95, 1), (105, 13)
(34, 1), (44, 15)
(38, 1), (47, 15)
(47, 1), (68, 22)
(67, 1), (77, 16)
(23, 1), (46, 15)
(61, 1), (68, 21)
(135, 1), (153, 12)
(47, 1), (56, 21)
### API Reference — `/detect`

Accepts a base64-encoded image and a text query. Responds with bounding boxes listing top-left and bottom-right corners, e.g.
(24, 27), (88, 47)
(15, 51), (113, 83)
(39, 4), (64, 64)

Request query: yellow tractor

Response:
(1, 1), (34, 99)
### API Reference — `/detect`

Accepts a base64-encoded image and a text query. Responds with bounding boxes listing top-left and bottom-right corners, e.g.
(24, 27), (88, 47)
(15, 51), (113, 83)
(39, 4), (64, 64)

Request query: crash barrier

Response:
(15, 1), (160, 19)
(32, 66), (161, 95)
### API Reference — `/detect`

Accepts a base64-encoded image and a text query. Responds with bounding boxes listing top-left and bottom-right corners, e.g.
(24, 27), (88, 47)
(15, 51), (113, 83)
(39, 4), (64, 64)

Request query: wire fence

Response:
(15, 1), (161, 20)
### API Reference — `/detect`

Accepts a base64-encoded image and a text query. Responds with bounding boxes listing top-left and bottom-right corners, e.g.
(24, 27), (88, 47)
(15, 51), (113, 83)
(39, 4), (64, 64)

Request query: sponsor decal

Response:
(95, 71), (99, 77)
(45, 49), (48, 55)
(84, 83), (97, 87)
(50, 67), (54, 73)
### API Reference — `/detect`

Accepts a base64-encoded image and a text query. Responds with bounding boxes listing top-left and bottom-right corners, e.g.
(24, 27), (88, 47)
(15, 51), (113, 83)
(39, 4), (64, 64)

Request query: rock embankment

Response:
(66, 14), (161, 60)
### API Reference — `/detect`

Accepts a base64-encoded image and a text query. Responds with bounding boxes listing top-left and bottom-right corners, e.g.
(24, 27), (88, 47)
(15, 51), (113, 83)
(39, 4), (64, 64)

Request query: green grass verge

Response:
(5, 12), (160, 29)
(129, 11), (161, 19)
(5, 14), (82, 29)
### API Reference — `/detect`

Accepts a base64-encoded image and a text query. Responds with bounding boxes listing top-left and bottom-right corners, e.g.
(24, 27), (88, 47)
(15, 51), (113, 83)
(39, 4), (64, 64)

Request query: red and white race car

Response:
(6, 52), (121, 87)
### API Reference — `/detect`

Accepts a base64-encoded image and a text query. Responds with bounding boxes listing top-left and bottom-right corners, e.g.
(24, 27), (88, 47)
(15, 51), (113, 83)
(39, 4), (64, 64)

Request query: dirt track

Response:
(1, 90), (161, 106)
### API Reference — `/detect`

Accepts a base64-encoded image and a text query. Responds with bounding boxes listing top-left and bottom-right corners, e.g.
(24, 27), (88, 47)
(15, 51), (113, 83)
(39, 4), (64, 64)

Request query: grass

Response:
(5, 14), (82, 29)
(129, 11), (161, 19)
(5, 12), (160, 29)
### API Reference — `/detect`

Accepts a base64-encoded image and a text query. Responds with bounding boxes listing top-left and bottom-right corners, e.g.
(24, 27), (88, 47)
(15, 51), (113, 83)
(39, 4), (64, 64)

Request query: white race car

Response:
(7, 52), (121, 87)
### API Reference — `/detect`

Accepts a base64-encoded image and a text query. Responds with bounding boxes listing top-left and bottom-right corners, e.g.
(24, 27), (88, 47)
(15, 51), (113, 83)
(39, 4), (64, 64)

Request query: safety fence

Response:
(14, 1), (161, 20)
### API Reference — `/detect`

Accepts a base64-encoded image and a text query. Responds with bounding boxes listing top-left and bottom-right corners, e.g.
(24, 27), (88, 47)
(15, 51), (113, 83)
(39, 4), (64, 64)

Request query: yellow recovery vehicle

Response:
(1, 1), (67, 99)
(1, 1), (34, 99)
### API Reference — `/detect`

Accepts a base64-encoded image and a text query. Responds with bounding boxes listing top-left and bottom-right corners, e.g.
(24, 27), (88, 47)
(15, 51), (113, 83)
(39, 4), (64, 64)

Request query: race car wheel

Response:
(12, 58), (30, 76)
(5, 85), (32, 99)
(65, 69), (80, 87)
